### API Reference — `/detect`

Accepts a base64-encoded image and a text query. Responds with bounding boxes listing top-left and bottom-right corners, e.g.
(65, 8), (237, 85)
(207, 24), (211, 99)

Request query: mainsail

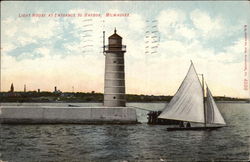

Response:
(158, 62), (205, 123)
(206, 87), (226, 125)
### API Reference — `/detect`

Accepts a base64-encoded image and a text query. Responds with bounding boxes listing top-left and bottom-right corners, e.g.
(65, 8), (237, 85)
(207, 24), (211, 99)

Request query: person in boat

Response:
(152, 111), (157, 124)
(179, 121), (184, 128)
(147, 111), (153, 124)
(186, 122), (191, 128)
(157, 111), (161, 124)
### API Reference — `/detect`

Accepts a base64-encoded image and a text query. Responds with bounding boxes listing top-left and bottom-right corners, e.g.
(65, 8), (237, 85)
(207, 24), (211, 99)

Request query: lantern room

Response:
(105, 29), (126, 52)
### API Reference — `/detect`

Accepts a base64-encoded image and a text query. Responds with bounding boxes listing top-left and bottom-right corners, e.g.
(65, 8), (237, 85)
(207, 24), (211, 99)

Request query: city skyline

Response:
(1, 1), (250, 98)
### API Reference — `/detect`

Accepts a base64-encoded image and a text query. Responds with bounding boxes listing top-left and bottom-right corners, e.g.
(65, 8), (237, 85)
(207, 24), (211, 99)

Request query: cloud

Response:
(157, 9), (186, 29)
(1, 43), (15, 53)
(213, 38), (244, 64)
(35, 47), (50, 58)
(157, 9), (197, 41)
(22, 18), (60, 39)
(190, 9), (224, 38)
(177, 25), (196, 40)
(17, 36), (37, 46)
(128, 13), (146, 32)
(5, 26), (18, 37)
(1, 14), (62, 62)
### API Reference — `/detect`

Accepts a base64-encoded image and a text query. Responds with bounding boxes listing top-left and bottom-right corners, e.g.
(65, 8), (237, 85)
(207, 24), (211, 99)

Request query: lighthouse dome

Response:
(108, 28), (122, 46)
(108, 28), (122, 39)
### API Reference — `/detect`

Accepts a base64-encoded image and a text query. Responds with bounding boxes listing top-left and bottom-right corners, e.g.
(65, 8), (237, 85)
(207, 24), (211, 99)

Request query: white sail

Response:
(158, 63), (205, 123)
(206, 87), (226, 125)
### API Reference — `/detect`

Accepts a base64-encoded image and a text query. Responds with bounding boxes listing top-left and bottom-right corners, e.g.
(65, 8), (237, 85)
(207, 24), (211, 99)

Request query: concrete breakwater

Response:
(0, 106), (138, 124)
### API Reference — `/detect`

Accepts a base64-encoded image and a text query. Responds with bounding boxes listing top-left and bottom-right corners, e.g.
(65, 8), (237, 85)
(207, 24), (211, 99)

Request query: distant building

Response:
(24, 84), (26, 92)
(53, 86), (62, 94)
(10, 83), (14, 92)
(2, 83), (21, 97)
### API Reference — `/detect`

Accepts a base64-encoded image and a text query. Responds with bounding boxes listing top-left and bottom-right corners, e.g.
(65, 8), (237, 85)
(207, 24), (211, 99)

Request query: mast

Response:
(202, 74), (206, 127)
(103, 31), (106, 56)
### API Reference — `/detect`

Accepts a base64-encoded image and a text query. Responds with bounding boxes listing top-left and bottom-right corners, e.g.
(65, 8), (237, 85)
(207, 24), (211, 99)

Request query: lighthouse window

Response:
(113, 96), (116, 99)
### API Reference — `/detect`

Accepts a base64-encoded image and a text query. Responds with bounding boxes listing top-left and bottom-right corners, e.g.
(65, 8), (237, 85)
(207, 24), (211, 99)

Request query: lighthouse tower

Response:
(104, 29), (126, 107)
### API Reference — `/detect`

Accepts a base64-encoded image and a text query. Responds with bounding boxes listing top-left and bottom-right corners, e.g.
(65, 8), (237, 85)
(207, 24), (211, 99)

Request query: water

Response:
(0, 103), (249, 161)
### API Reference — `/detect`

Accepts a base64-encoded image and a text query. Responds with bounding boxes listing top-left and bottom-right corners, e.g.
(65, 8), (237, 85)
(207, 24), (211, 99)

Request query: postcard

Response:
(0, 1), (249, 161)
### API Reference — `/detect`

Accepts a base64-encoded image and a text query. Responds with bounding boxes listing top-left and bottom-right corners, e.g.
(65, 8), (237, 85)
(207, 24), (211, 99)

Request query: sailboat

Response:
(158, 61), (226, 131)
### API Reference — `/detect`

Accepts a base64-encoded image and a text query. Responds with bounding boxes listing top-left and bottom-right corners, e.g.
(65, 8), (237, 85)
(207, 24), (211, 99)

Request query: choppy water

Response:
(0, 102), (249, 161)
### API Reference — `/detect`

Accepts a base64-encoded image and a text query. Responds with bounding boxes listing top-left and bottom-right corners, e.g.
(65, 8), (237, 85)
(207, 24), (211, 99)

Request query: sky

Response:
(1, 1), (250, 98)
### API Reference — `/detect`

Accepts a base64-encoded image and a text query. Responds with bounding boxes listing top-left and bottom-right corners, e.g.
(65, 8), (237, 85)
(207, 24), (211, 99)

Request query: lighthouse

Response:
(104, 29), (126, 107)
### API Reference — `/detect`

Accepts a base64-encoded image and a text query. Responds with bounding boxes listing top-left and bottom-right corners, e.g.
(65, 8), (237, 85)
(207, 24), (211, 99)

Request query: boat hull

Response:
(167, 126), (223, 131)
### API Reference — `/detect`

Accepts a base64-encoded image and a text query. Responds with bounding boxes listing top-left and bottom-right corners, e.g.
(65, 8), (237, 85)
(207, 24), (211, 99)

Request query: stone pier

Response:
(0, 106), (138, 124)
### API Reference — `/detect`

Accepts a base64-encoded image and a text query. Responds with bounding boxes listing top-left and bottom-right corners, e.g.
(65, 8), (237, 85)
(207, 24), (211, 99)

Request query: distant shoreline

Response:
(1, 91), (249, 103)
